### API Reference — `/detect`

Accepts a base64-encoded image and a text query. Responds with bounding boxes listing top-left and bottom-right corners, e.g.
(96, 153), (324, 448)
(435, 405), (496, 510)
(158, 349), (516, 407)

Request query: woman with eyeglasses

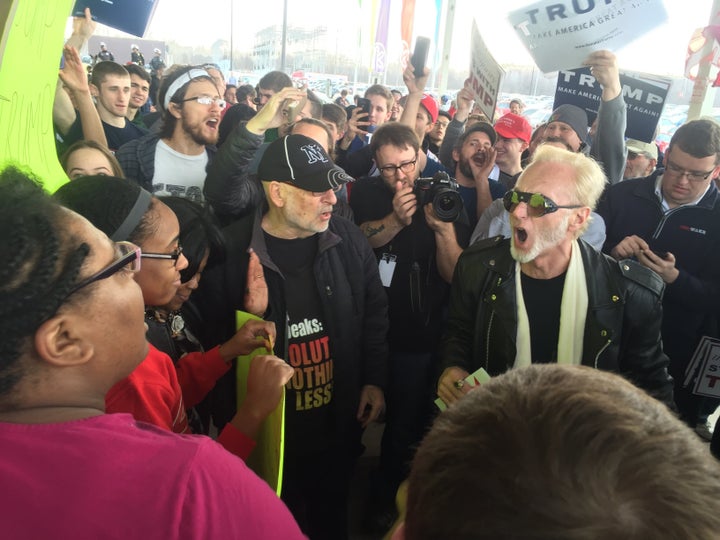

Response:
(0, 167), (304, 538)
(54, 176), (292, 459)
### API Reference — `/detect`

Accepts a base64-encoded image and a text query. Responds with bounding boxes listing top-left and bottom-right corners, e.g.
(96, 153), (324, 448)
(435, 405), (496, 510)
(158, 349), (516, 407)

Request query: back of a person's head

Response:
(669, 117), (720, 163)
(236, 83), (256, 102)
(322, 102), (347, 133)
(218, 103), (257, 147)
(0, 166), (90, 395)
(258, 70), (292, 92)
(404, 364), (720, 540)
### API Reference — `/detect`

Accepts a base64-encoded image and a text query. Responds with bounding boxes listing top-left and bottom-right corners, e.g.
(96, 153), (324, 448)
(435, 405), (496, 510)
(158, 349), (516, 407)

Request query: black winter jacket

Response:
(442, 237), (673, 406)
(196, 211), (389, 446)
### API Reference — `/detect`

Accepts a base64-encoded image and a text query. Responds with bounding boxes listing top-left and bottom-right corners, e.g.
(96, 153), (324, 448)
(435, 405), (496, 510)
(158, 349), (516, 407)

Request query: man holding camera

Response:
(350, 122), (470, 532)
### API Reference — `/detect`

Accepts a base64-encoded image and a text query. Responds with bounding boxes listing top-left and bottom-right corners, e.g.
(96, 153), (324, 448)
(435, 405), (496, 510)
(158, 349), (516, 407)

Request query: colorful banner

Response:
(235, 311), (286, 496)
(468, 19), (504, 122)
(553, 67), (671, 143)
(400, 0), (416, 68)
(372, 0), (391, 74)
(0, 0), (74, 192)
(508, 0), (667, 73)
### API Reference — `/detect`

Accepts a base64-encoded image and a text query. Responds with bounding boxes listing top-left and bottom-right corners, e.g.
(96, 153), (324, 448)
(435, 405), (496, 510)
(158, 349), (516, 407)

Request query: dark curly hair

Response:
(54, 176), (158, 246)
(159, 197), (226, 282)
(0, 166), (90, 396)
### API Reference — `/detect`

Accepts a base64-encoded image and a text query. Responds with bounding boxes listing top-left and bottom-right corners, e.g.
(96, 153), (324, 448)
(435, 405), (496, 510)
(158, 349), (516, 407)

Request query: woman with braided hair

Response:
(0, 166), (305, 539)
(54, 176), (292, 459)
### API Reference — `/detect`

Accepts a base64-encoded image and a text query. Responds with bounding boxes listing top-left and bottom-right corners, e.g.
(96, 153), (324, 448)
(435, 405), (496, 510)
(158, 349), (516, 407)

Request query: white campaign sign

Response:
(469, 20), (504, 121)
(508, 0), (668, 73)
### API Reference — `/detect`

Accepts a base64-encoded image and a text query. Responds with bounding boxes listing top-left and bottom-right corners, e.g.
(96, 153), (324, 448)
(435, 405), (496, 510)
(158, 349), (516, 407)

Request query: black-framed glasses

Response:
(141, 245), (184, 266)
(503, 190), (582, 218)
(66, 241), (141, 297)
(378, 158), (417, 177)
(664, 159), (715, 182)
(181, 95), (226, 110)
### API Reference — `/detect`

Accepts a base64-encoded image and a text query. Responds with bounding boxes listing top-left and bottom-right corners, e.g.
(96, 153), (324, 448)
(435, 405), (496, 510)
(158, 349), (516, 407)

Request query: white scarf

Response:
(514, 240), (588, 367)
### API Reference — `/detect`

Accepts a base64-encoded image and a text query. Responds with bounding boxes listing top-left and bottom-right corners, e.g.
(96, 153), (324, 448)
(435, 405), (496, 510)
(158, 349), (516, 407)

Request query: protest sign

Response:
(553, 67), (672, 142)
(0, 0), (73, 192)
(72, 0), (159, 38)
(508, 0), (667, 73)
(468, 20), (504, 121)
(692, 338), (720, 399)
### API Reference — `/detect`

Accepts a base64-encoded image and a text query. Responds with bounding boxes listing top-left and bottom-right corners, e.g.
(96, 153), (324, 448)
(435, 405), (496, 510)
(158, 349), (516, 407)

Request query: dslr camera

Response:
(413, 172), (463, 222)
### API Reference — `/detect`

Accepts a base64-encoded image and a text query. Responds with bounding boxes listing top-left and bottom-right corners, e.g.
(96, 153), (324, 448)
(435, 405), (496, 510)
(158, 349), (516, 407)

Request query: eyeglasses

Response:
(378, 158), (417, 177)
(285, 182), (342, 197)
(141, 245), (184, 266)
(66, 241), (141, 297)
(503, 190), (582, 218)
(181, 96), (226, 110)
(664, 159), (715, 182)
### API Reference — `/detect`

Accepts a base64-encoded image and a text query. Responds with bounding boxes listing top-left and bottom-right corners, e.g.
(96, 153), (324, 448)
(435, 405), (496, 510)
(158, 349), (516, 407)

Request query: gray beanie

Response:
(548, 104), (588, 142)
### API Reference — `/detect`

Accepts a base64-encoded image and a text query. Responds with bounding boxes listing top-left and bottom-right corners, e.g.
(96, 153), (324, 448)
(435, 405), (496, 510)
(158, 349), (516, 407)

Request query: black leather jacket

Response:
(442, 237), (673, 406)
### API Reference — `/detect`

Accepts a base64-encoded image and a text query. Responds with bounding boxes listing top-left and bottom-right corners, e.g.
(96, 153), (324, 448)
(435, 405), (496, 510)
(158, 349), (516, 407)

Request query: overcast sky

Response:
(107, 0), (717, 77)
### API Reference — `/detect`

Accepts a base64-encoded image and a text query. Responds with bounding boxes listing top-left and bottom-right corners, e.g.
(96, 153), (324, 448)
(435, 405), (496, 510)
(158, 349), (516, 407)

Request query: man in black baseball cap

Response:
(197, 133), (389, 539)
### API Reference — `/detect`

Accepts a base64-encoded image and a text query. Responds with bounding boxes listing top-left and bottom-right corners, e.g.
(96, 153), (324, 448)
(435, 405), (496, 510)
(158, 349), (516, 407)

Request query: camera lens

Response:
(433, 189), (463, 222)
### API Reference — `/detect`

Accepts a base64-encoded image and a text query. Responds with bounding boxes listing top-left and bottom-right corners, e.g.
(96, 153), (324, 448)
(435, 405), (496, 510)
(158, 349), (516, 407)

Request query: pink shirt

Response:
(0, 414), (305, 540)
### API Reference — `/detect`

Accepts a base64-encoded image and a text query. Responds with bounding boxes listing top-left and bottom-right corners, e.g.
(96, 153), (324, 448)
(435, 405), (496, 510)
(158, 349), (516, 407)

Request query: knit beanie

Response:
(548, 104), (588, 142)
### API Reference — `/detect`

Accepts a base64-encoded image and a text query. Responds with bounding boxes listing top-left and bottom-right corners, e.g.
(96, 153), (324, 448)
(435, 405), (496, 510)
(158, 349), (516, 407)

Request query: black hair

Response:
(159, 197), (225, 282)
(258, 70), (292, 93)
(54, 176), (158, 246)
(125, 63), (151, 84)
(0, 166), (90, 395)
(669, 118), (720, 164)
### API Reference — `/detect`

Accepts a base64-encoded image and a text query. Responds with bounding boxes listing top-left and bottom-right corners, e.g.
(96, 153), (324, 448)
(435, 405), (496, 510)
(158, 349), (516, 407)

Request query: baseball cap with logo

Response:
(494, 113), (532, 143)
(258, 134), (352, 192)
(420, 94), (439, 124)
(626, 139), (658, 160)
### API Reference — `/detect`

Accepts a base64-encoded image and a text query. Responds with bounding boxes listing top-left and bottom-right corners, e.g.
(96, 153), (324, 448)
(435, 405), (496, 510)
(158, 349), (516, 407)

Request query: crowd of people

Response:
(3, 5), (720, 540)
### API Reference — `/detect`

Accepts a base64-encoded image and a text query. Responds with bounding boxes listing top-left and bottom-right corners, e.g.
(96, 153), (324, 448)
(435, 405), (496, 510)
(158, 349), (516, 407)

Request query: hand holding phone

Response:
(411, 36), (431, 77)
(356, 97), (371, 118)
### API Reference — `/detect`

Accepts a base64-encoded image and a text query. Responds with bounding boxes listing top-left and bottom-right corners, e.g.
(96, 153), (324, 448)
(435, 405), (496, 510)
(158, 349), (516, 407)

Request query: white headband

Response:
(163, 68), (211, 109)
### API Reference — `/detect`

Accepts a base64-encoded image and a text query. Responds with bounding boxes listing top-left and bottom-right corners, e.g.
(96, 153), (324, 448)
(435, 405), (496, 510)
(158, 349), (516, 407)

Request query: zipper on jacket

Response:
(594, 339), (611, 368)
(485, 310), (494, 372)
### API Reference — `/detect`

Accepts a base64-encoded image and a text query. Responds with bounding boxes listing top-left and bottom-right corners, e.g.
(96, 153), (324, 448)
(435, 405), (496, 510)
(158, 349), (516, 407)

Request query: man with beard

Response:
(197, 134), (388, 539)
(117, 66), (224, 202)
(542, 51), (626, 185)
(450, 123), (505, 227)
(437, 145), (673, 409)
(350, 122), (470, 532)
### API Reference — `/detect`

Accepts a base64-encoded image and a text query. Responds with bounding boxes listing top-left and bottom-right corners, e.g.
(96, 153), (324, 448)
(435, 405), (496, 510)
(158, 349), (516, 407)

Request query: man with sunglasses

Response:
(438, 145), (672, 410)
(117, 66), (226, 202)
(623, 138), (658, 180)
(598, 118), (720, 429)
(197, 134), (388, 540)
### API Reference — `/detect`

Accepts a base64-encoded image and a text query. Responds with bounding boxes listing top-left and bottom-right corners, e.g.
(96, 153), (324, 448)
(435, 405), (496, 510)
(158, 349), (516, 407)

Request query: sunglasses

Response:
(66, 241), (141, 298)
(503, 190), (582, 218)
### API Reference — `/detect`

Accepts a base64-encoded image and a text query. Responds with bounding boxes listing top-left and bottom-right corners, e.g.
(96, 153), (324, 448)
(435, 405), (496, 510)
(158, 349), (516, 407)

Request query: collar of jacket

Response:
(248, 208), (342, 276)
(635, 169), (720, 210)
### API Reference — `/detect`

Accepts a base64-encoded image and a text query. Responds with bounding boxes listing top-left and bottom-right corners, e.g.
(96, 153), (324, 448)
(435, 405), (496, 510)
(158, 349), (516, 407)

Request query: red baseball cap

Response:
(494, 113), (532, 143)
(420, 94), (439, 124)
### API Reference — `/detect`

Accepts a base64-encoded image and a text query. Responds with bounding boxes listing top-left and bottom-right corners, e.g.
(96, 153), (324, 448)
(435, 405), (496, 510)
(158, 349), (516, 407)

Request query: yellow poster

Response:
(235, 310), (286, 496)
(0, 0), (73, 191)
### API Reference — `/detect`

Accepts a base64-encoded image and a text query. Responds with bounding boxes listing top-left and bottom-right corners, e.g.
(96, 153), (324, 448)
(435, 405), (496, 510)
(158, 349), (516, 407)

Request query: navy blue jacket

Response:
(597, 172), (720, 376)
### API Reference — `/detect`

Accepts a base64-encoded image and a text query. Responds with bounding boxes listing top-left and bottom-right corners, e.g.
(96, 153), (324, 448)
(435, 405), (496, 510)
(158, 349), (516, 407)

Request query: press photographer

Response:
(349, 121), (470, 529)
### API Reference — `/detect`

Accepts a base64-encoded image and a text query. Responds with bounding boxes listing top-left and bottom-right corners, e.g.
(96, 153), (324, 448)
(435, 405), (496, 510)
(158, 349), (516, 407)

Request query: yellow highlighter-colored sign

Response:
(235, 310), (285, 496)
